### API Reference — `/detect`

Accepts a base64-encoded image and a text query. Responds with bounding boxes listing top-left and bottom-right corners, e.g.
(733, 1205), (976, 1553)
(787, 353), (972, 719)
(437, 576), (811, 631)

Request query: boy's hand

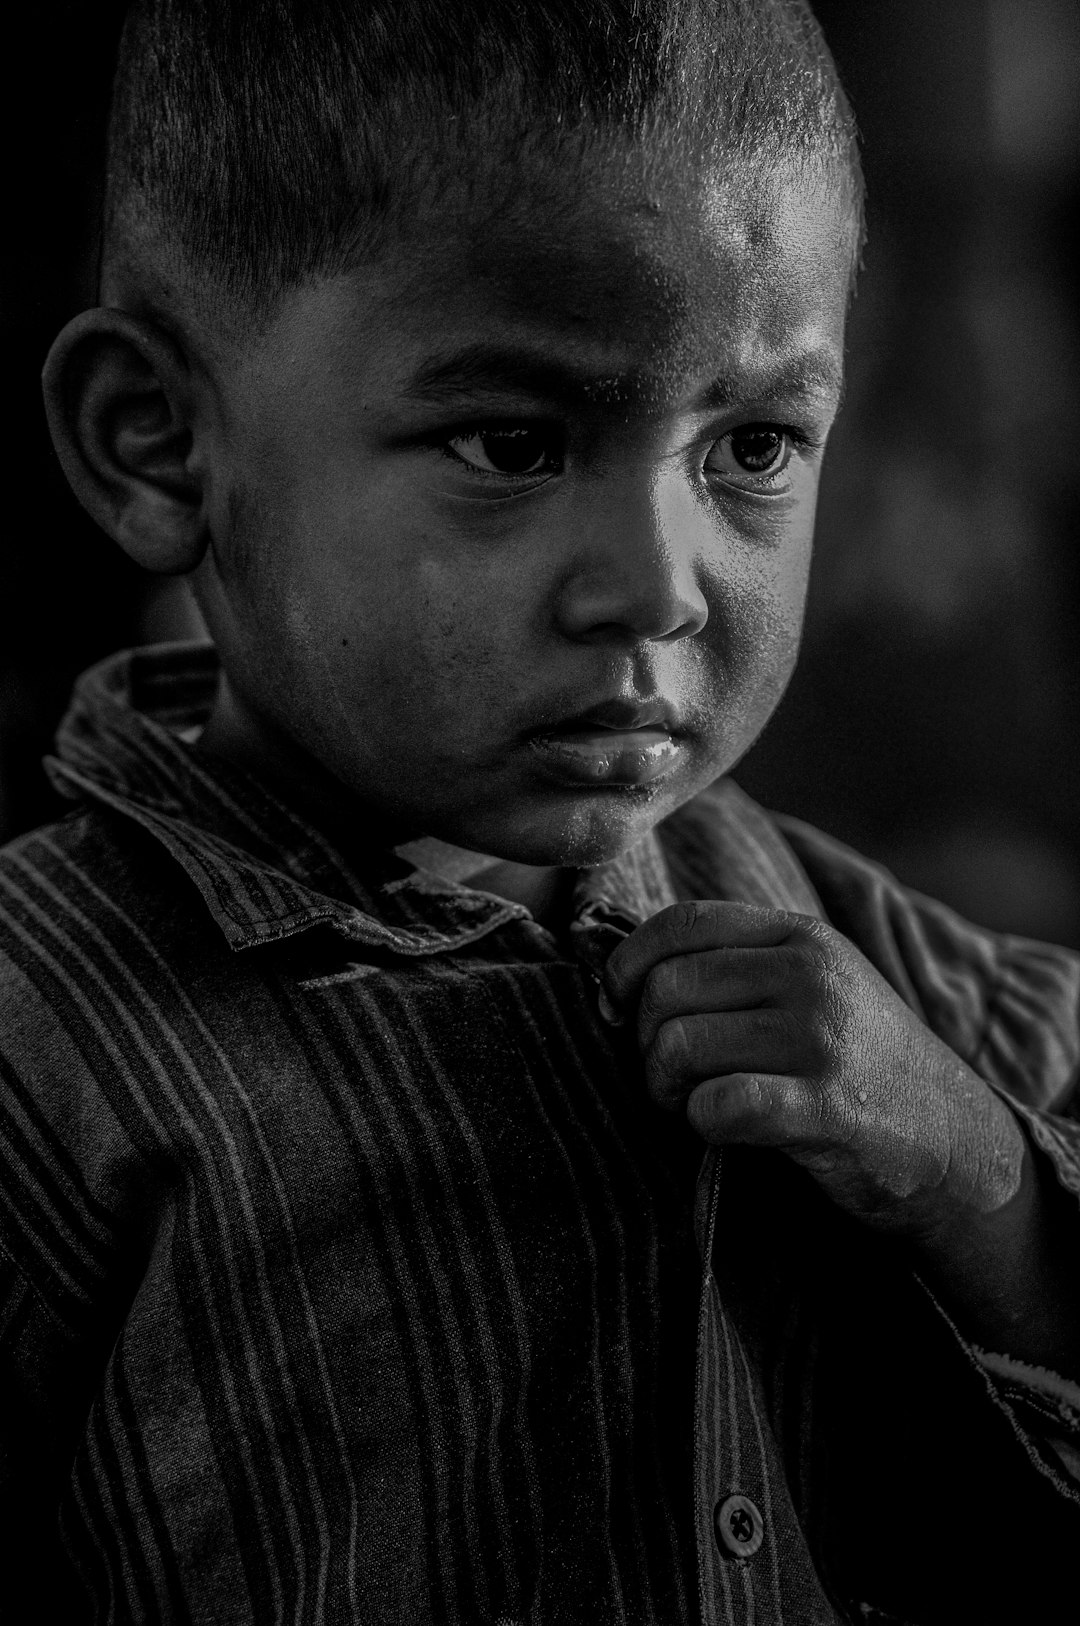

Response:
(603, 900), (1026, 1241)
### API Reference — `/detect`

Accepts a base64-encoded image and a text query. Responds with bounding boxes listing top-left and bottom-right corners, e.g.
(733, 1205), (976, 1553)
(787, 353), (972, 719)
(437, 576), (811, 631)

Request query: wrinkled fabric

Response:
(1, 643), (1079, 1625)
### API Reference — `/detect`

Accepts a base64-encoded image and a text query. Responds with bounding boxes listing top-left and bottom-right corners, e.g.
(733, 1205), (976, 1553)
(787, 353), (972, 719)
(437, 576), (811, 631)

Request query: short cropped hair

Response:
(106, 0), (863, 318)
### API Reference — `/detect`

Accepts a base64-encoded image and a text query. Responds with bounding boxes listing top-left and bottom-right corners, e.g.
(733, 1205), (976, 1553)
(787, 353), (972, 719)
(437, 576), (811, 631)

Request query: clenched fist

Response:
(603, 899), (1027, 1243)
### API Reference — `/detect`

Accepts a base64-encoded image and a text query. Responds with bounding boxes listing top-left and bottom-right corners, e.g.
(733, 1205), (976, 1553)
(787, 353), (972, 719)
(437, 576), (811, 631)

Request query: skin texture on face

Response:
(181, 150), (853, 870)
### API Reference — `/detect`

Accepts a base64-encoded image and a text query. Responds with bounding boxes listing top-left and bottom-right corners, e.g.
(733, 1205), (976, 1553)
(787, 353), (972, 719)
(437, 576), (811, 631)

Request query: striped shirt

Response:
(2, 641), (1080, 1625)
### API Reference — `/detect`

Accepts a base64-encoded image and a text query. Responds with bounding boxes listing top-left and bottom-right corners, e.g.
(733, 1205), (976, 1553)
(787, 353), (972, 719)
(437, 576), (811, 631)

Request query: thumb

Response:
(685, 1071), (827, 1151)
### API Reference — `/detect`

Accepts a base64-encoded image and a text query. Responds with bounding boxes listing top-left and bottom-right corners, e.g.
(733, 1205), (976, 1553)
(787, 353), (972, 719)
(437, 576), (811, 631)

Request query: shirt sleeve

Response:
(772, 810), (1080, 1493)
(908, 1234), (1080, 1501)
(967, 1090), (1080, 1487)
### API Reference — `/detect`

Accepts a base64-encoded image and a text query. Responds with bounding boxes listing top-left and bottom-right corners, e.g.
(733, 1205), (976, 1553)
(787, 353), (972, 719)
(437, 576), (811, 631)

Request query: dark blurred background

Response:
(2, 1), (1079, 941)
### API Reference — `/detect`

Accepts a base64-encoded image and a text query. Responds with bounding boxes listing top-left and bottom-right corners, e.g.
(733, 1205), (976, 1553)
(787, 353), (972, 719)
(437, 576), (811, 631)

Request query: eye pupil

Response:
(730, 426), (784, 472)
(477, 429), (548, 473)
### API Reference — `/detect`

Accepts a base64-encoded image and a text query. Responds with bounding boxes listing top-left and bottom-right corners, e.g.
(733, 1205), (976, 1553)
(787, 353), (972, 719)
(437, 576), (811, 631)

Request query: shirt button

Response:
(714, 1493), (764, 1560)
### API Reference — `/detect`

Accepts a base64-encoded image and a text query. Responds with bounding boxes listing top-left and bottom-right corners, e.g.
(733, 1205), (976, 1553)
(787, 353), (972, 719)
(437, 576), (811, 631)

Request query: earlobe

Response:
(42, 308), (209, 574)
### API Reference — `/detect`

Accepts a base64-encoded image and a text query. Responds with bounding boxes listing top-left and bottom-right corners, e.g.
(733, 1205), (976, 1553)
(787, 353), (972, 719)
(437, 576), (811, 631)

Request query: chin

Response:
(471, 783), (680, 869)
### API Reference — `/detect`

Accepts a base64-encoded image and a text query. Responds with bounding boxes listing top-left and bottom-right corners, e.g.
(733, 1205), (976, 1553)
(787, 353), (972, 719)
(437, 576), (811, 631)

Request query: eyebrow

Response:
(404, 342), (844, 413)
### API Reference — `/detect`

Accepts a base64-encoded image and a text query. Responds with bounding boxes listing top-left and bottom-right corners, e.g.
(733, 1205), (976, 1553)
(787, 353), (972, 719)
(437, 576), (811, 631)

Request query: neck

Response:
(396, 836), (573, 930)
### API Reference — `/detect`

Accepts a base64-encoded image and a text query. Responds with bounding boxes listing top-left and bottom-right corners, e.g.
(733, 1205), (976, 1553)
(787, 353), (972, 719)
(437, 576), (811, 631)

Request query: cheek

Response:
(295, 536), (537, 741)
(759, 533), (814, 664)
(709, 517), (811, 656)
(696, 521), (812, 738)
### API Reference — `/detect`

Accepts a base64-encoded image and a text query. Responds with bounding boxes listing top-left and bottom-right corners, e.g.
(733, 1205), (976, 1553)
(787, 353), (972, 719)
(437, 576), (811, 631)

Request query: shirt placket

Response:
(693, 1149), (844, 1626)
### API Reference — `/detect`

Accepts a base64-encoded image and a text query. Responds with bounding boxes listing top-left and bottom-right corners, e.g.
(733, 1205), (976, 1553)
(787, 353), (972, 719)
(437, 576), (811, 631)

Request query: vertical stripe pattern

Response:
(4, 646), (1080, 1624)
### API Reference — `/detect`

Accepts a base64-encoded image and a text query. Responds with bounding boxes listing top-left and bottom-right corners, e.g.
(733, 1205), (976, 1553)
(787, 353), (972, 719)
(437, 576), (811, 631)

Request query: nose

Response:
(553, 469), (710, 645)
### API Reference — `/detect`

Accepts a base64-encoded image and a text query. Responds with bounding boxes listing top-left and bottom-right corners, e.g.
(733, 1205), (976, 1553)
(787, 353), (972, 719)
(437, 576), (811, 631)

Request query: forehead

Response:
(254, 151), (853, 413)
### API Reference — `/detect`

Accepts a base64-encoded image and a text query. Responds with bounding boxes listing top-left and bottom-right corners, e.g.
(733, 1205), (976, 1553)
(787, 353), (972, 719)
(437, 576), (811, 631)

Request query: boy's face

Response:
(194, 149), (852, 865)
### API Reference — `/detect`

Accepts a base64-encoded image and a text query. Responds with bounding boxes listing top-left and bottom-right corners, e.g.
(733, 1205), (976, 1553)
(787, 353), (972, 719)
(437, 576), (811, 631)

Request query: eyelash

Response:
(440, 423), (562, 484)
(436, 421), (818, 492)
(702, 425), (819, 492)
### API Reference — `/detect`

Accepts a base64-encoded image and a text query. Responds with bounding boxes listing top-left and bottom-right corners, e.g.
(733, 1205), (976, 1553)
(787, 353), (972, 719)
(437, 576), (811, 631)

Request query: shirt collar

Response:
(48, 643), (679, 957)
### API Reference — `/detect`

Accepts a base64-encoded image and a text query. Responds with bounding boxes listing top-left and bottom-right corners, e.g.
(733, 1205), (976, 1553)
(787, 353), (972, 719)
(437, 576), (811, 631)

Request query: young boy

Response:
(3, 0), (1079, 1620)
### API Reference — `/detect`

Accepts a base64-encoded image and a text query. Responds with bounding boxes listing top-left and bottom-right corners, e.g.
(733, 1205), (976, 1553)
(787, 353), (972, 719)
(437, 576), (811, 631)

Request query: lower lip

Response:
(527, 727), (682, 785)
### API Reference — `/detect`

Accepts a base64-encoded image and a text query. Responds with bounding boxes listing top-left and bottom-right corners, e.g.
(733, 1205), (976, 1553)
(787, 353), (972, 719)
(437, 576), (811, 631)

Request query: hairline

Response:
(104, 125), (864, 356)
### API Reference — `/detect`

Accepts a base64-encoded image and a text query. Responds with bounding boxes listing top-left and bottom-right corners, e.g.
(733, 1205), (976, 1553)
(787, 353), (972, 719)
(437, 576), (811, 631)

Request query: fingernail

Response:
(597, 986), (624, 1027)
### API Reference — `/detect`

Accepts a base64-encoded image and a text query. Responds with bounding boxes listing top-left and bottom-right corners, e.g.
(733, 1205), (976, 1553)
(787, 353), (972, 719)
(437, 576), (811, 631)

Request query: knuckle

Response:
(793, 919), (849, 981)
(802, 1082), (837, 1138)
(738, 1005), (802, 1069)
(664, 900), (711, 942)
(773, 941), (809, 981)
(763, 1077), (830, 1145)
(746, 1005), (789, 1045)
(782, 947), (854, 1067)
(790, 1004), (835, 1072)
(732, 1072), (772, 1120)
(819, 970), (855, 1053)
(792, 913), (838, 951)
(694, 1071), (782, 1140)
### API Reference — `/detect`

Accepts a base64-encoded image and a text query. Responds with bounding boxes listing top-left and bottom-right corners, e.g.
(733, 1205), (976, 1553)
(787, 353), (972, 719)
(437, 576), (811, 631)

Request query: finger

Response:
(636, 943), (809, 1051)
(684, 1071), (832, 1151)
(604, 900), (798, 1012)
(646, 1008), (805, 1109)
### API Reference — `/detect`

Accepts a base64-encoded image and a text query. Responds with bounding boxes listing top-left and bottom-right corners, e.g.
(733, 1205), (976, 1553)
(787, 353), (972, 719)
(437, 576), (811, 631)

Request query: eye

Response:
(704, 424), (794, 488)
(446, 426), (560, 477)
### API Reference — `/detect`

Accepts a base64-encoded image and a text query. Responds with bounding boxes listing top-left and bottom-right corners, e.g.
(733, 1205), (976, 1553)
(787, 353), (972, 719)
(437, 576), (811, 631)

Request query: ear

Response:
(42, 308), (209, 573)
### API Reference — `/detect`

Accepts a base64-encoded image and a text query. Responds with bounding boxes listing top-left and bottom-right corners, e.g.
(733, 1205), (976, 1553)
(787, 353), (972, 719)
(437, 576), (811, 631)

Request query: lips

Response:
(525, 696), (686, 786)
(528, 696), (684, 737)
